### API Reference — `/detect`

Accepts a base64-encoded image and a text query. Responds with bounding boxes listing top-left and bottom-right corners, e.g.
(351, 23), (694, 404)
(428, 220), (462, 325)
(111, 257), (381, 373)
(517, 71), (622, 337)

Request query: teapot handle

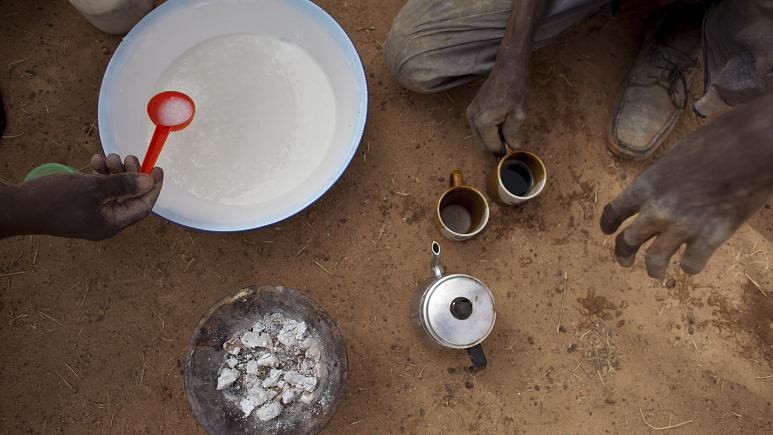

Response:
(466, 344), (487, 372)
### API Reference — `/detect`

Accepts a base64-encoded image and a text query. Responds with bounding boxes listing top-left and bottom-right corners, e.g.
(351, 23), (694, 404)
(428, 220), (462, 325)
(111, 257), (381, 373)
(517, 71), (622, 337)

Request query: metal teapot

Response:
(413, 241), (496, 371)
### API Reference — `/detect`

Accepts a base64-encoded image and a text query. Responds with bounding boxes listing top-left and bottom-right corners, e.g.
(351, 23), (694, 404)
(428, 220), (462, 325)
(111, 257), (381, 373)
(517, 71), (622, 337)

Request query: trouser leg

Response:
(384, 0), (611, 93)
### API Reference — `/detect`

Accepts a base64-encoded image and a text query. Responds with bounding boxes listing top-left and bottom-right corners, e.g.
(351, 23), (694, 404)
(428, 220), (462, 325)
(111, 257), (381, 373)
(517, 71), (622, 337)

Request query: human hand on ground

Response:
(1, 154), (163, 240)
(600, 95), (773, 279)
(465, 0), (550, 155)
(466, 67), (527, 155)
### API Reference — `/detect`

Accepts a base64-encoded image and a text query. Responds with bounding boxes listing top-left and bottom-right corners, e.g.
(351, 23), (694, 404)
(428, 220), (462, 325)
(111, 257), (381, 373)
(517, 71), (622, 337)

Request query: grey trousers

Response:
(384, 0), (612, 93)
(384, 0), (773, 114)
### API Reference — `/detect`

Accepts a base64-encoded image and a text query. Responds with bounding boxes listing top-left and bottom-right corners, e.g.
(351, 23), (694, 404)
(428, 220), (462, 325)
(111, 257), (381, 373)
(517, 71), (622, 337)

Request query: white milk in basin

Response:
(154, 34), (337, 207)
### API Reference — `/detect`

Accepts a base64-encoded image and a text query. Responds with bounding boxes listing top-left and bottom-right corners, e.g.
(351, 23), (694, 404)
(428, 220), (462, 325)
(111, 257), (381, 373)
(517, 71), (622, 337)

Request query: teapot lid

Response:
(422, 274), (496, 349)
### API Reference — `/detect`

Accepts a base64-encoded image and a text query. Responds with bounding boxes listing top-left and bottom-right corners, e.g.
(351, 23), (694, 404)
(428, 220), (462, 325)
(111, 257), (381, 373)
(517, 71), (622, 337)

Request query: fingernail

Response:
(615, 255), (636, 268)
(614, 233), (640, 260)
(135, 174), (153, 191)
(600, 205), (619, 234)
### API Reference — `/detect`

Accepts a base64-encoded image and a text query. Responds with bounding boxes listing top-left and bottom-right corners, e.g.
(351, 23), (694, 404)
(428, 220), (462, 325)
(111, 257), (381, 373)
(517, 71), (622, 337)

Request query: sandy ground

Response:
(1, 1), (771, 434)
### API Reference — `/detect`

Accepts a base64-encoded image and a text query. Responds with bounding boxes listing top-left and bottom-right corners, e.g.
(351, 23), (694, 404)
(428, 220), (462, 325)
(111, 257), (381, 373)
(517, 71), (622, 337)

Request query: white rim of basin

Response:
(98, 0), (367, 232)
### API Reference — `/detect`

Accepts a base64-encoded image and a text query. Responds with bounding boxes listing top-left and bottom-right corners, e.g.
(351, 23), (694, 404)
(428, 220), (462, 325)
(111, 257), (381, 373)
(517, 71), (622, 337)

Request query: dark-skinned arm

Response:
(0, 154), (163, 241)
(466, 0), (550, 155)
(600, 92), (773, 279)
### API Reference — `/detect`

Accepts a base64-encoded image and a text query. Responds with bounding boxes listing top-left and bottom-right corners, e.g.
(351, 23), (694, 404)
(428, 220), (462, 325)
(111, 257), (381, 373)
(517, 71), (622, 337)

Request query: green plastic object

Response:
(23, 163), (79, 182)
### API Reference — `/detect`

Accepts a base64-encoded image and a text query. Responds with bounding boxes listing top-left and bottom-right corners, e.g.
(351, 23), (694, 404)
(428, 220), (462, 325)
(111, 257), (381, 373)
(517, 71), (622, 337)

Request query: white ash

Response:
(240, 331), (268, 349)
(300, 390), (315, 404)
(281, 389), (295, 405)
(262, 369), (282, 388)
(244, 360), (259, 375)
(256, 401), (283, 421)
(216, 312), (322, 422)
(283, 370), (318, 392)
(223, 338), (242, 355)
(216, 368), (240, 390)
(255, 352), (279, 367)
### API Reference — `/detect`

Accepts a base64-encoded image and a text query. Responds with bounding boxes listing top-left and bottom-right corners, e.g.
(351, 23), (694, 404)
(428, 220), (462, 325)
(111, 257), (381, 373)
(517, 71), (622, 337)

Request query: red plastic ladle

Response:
(140, 91), (196, 174)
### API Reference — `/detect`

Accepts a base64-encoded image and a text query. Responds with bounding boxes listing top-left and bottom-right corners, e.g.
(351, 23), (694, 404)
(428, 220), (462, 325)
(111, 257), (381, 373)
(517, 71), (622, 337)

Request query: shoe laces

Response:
(636, 41), (696, 108)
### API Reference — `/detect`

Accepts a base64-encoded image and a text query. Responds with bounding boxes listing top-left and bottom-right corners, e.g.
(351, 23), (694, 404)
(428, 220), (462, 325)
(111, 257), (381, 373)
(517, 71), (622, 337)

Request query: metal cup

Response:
(436, 170), (490, 241)
(487, 147), (547, 205)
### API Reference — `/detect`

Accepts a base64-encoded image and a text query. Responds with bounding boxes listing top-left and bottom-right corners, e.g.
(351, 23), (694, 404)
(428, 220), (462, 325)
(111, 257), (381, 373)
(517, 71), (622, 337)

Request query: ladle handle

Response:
(466, 344), (487, 372)
(141, 125), (172, 174)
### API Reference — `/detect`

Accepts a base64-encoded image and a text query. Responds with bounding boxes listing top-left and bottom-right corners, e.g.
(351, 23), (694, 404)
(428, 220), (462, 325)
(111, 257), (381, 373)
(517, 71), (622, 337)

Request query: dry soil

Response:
(0, 1), (771, 434)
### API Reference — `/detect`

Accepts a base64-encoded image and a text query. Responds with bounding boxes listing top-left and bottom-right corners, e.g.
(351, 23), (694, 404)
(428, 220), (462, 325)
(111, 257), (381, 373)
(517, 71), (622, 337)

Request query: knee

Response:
(384, 23), (441, 94)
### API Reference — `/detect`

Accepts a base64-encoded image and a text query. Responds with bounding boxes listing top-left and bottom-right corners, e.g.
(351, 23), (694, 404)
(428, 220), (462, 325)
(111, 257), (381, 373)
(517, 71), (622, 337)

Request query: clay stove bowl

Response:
(184, 285), (347, 434)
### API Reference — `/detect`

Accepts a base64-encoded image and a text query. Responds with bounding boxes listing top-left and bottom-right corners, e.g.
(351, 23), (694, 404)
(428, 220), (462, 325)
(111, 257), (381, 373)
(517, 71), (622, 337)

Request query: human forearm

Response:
(493, 0), (550, 75)
(0, 154), (163, 241)
(0, 186), (28, 239)
(600, 92), (773, 279)
(466, 0), (550, 153)
(640, 92), (773, 192)
(0, 181), (91, 239)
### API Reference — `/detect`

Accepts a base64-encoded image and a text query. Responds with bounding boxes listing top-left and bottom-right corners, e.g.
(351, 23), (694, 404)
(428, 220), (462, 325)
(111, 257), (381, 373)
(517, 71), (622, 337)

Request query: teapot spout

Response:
(430, 241), (444, 279)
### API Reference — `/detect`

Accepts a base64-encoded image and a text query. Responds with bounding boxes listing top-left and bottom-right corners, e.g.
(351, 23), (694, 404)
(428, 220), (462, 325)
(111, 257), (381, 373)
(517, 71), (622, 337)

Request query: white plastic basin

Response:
(99, 0), (367, 231)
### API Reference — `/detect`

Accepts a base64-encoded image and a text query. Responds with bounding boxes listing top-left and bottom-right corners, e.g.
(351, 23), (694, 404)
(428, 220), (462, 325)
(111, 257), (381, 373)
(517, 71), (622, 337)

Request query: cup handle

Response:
(450, 169), (464, 188)
(490, 141), (514, 159)
(466, 344), (488, 372)
(499, 142), (516, 158)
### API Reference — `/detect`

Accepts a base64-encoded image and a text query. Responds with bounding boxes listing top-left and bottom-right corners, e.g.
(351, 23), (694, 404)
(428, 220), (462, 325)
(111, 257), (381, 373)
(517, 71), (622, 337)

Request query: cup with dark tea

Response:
(487, 148), (546, 205)
(436, 170), (490, 241)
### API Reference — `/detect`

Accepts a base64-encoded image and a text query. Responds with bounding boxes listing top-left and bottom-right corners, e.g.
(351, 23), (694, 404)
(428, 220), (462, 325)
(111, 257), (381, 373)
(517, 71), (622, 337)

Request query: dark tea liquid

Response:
(500, 161), (533, 196)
